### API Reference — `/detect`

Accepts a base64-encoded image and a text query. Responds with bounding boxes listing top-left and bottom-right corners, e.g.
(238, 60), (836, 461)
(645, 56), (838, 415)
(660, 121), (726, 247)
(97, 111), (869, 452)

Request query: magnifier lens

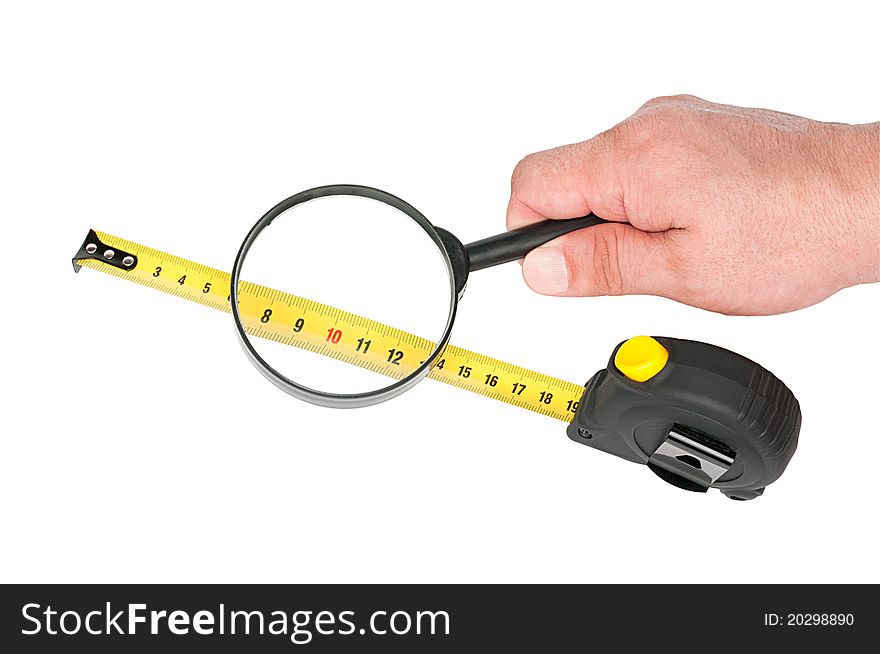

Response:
(237, 192), (453, 397)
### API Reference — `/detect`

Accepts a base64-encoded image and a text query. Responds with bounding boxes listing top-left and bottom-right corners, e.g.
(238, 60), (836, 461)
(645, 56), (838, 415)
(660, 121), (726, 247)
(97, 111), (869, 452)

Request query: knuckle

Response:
(613, 97), (712, 162)
(595, 114), (659, 161)
(639, 93), (702, 111)
(594, 118), (647, 156)
(636, 95), (701, 130)
(511, 153), (541, 191)
(639, 95), (671, 111)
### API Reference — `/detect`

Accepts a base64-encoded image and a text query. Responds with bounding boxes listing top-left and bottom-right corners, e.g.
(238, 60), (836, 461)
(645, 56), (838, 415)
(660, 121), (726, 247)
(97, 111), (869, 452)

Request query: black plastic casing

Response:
(566, 337), (801, 500)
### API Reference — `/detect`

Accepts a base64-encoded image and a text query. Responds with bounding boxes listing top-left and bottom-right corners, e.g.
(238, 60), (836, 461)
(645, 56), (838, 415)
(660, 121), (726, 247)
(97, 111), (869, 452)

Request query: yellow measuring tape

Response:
(77, 231), (585, 421)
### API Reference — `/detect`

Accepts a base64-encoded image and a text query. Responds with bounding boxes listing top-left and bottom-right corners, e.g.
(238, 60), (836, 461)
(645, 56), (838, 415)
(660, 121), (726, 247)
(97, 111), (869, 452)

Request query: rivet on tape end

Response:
(72, 229), (138, 273)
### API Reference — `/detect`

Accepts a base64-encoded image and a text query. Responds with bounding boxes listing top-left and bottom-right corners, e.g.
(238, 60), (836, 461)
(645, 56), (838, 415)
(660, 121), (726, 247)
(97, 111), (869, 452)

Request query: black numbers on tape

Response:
(177, 275), (187, 285)
(511, 383), (526, 395)
(356, 338), (371, 354)
(566, 400), (579, 413)
(539, 392), (553, 405)
(484, 374), (498, 387)
(261, 309), (272, 323)
(292, 318), (305, 333)
(202, 282), (212, 293)
(387, 349), (403, 365)
(153, 266), (162, 277)
(457, 366), (471, 378)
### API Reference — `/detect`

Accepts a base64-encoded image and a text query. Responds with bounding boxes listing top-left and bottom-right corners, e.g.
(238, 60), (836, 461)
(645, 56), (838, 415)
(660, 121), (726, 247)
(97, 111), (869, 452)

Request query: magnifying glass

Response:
(230, 184), (606, 408)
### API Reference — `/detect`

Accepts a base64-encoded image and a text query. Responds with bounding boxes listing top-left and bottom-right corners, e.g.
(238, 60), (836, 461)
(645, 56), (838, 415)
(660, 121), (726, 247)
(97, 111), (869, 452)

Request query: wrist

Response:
(829, 122), (880, 286)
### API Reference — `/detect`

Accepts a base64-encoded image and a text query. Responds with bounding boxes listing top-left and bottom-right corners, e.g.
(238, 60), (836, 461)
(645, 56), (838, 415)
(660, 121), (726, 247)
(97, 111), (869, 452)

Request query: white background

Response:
(1, 1), (878, 583)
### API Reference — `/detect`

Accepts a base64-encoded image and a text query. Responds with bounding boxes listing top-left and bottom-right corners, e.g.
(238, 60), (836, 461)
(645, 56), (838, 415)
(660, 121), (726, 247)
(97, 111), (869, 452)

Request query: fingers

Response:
(507, 140), (629, 231)
(507, 112), (691, 297)
(521, 222), (678, 298)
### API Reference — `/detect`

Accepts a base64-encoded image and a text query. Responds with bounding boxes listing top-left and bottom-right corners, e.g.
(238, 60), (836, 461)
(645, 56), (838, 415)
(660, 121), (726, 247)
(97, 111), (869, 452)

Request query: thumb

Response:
(521, 222), (679, 297)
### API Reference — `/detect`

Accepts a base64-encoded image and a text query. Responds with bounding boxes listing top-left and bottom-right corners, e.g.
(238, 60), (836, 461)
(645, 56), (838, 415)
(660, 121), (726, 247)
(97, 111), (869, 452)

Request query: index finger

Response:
(506, 140), (628, 231)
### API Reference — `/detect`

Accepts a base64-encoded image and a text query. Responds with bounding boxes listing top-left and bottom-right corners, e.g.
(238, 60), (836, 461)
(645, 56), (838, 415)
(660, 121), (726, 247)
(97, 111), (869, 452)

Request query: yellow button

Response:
(614, 336), (669, 382)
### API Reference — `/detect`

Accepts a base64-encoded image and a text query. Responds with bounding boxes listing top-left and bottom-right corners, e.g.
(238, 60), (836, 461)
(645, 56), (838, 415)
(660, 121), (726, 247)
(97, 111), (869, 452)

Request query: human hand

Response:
(508, 95), (879, 315)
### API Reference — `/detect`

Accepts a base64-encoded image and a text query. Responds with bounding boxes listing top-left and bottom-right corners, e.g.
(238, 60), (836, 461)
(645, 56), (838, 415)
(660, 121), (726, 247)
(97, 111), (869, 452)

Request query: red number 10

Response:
(326, 328), (342, 344)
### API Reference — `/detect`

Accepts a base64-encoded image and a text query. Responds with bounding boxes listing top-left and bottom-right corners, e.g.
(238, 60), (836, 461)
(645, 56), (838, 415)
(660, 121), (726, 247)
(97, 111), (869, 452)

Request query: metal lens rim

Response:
(230, 184), (458, 408)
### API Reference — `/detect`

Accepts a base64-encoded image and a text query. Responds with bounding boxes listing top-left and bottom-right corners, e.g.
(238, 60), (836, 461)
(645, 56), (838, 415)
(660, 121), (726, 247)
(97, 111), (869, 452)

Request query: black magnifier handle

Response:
(435, 214), (609, 296)
(465, 214), (608, 271)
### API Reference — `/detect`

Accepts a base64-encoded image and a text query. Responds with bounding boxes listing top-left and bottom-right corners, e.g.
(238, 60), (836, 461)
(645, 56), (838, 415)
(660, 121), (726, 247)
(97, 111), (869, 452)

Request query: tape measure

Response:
(73, 230), (584, 422)
(73, 229), (802, 499)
